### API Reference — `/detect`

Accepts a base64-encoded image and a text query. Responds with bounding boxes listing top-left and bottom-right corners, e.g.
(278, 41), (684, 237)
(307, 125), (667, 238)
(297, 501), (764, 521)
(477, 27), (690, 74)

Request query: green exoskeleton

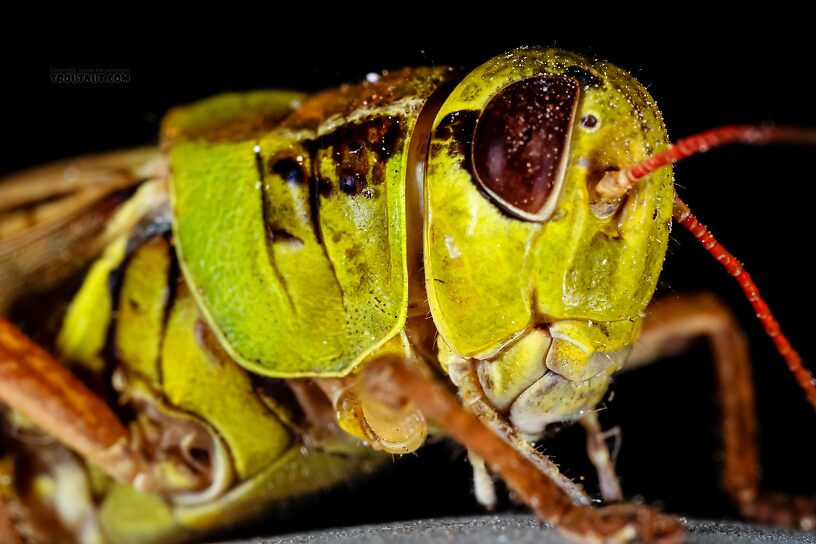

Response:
(1, 47), (815, 544)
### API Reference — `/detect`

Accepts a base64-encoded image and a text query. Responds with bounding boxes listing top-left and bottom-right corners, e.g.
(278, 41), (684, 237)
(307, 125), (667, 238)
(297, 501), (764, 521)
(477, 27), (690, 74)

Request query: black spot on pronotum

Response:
(269, 155), (306, 185)
(565, 66), (602, 87)
(471, 76), (580, 220)
(339, 170), (366, 195)
(315, 176), (334, 198)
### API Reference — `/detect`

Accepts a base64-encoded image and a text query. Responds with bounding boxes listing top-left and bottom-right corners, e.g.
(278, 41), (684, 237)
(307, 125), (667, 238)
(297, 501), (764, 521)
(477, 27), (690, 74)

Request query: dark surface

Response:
(221, 515), (816, 543)
(2, 19), (815, 537)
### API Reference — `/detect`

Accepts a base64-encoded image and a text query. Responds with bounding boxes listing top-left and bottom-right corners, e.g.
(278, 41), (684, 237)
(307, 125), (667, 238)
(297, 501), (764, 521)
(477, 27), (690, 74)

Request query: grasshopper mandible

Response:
(0, 47), (814, 544)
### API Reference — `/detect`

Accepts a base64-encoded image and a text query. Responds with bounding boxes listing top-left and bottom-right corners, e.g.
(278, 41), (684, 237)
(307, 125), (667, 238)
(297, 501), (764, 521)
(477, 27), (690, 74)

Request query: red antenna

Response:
(674, 197), (816, 411)
(596, 125), (816, 199)
(599, 125), (816, 412)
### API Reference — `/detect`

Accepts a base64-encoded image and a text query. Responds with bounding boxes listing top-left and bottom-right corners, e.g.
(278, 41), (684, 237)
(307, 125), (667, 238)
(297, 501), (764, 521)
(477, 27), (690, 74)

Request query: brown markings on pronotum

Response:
(282, 67), (444, 132)
(314, 115), (406, 196)
(303, 141), (344, 297)
(369, 116), (402, 184)
(290, 114), (407, 297)
(319, 179), (334, 201)
(304, 140), (326, 245)
(263, 152), (307, 245)
(254, 146), (295, 310)
(279, 66), (452, 243)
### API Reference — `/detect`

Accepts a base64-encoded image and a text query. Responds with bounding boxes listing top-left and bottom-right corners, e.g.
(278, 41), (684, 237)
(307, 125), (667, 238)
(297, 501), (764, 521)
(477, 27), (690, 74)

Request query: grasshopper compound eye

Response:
(472, 76), (579, 222)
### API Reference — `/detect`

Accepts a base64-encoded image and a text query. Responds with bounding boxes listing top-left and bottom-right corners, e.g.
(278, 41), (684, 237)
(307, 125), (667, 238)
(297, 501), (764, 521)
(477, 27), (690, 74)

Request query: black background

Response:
(2, 18), (815, 538)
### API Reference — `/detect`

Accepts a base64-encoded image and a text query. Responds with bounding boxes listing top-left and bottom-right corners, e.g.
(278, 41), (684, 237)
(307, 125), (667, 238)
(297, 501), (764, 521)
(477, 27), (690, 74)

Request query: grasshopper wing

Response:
(0, 147), (163, 312)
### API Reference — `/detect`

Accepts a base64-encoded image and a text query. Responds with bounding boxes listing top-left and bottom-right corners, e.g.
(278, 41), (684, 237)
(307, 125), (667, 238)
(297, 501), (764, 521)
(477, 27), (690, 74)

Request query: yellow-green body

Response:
(46, 48), (673, 543)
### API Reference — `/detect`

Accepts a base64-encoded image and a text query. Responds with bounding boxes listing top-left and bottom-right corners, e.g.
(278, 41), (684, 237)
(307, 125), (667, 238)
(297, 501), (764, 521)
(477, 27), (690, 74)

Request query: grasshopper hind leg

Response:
(628, 292), (816, 530)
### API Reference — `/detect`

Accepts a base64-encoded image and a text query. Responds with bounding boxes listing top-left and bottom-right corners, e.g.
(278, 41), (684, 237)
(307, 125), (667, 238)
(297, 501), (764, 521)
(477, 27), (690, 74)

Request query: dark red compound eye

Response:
(472, 76), (580, 222)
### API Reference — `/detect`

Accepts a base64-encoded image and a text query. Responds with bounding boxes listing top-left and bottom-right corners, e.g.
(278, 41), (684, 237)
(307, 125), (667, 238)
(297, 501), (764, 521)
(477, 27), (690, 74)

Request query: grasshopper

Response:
(0, 47), (814, 544)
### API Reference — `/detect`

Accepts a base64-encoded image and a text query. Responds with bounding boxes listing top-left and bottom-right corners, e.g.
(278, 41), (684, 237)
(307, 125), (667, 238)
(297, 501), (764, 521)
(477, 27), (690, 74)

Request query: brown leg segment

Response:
(0, 497), (22, 544)
(364, 355), (684, 544)
(627, 293), (816, 530)
(0, 315), (142, 484)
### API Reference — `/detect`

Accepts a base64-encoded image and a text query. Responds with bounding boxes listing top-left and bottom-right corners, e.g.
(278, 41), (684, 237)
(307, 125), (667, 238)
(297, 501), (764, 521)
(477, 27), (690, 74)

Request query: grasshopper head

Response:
(425, 48), (674, 432)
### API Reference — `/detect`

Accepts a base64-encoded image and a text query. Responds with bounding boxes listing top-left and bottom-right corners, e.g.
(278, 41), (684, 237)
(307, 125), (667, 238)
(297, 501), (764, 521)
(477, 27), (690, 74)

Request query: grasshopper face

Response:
(426, 49), (675, 433)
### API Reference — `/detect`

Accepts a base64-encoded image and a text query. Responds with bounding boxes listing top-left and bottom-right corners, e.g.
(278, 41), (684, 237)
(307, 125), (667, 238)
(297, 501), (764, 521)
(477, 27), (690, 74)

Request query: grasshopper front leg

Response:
(627, 292), (816, 530)
(362, 355), (684, 544)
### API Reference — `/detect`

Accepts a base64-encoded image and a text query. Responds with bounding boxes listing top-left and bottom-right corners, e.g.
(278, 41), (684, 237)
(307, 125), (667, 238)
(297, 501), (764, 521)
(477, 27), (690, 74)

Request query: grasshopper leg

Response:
(627, 292), (816, 530)
(581, 413), (624, 503)
(467, 451), (498, 509)
(0, 315), (144, 484)
(445, 354), (592, 507)
(0, 495), (22, 544)
(363, 355), (684, 544)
